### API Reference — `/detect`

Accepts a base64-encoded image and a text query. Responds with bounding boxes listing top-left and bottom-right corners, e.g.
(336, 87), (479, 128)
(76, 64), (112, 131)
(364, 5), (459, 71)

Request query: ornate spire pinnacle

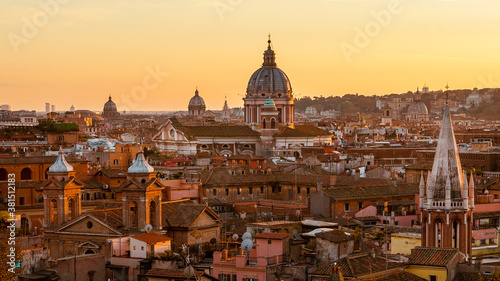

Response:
(263, 35), (276, 67)
(109, 94), (112, 101)
(426, 96), (463, 202)
(445, 83), (449, 104)
(49, 147), (74, 172)
(128, 146), (154, 174)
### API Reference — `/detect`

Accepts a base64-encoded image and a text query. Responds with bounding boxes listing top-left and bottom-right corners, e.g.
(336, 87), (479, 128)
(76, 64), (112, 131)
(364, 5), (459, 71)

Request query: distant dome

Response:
(406, 90), (429, 122)
(305, 106), (318, 115)
(102, 95), (120, 118)
(407, 101), (428, 115)
(188, 89), (206, 116)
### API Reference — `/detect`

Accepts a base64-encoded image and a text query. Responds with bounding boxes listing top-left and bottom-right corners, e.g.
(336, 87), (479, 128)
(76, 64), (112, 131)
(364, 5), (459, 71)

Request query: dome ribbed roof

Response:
(104, 95), (117, 112)
(264, 98), (276, 107)
(246, 38), (292, 96)
(48, 147), (74, 172)
(189, 89), (206, 107)
(407, 101), (428, 115)
(128, 147), (154, 174)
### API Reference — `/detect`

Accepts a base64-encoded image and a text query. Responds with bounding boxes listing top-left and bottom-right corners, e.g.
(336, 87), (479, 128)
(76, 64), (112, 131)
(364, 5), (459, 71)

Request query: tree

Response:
(0, 212), (23, 279)
(190, 229), (204, 258)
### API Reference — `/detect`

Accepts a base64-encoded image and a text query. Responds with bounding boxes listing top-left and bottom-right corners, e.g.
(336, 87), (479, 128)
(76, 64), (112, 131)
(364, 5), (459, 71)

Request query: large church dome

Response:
(104, 95), (117, 112)
(246, 38), (292, 98)
(188, 88), (206, 116)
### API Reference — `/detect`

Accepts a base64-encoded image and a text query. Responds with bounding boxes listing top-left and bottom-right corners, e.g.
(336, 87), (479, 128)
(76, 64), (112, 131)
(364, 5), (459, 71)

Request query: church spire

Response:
(426, 100), (463, 202)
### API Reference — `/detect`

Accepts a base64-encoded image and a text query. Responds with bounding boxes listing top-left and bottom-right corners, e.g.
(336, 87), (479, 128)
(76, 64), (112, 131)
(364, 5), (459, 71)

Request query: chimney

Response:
(330, 175), (336, 186)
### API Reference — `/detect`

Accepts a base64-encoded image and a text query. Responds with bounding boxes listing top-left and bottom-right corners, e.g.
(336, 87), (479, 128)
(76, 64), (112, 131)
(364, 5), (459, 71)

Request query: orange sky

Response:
(2, 0), (500, 112)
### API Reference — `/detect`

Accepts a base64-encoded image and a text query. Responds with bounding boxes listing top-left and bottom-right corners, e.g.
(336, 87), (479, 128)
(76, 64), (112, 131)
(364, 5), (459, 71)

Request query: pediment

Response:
(56, 214), (122, 236)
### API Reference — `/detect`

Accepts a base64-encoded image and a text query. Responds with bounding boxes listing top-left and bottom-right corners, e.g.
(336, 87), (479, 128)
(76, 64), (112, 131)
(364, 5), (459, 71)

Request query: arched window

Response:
(50, 199), (58, 224)
(21, 217), (30, 234)
(85, 249), (95, 255)
(68, 198), (76, 221)
(271, 118), (276, 129)
(435, 220), (443, 248)
(452, 220), (460, 248)
(262, 118), (266, 129)
(0, 168), (7, 181)
(149, 200), (156, 227)
(21, 168), (32, 180)
(129, 201), (138, 228)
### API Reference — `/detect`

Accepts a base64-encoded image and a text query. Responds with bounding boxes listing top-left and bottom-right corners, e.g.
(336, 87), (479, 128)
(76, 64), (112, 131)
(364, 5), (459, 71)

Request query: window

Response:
(21, 168), (32, 180)
(268, 240), (272, 244)
(272, 186), (276, 193)
(345, 203), (350, 212)
(260, 186), (264, 193)
(297, 186), (300, 194)
(219, 274), (230, 281)
(0, 168), (7, 181)
(19, 197), (25, 206)
(307, 187), (310, 194)
(113, 159), (118, 165)
(358, 202), (363, 210)
(237, 188), (241, 195)
(225, 189), (229, 196)
(87, 221), (93, 229)
(133, 246), (137, 250)
(232, 275), (237, 281)
(278, 186), (282, 193)
(249, 187), (253, 195)
(141, 246), (144, 251)
(429, 276), (437, 281)
(213, 189), (217, 196)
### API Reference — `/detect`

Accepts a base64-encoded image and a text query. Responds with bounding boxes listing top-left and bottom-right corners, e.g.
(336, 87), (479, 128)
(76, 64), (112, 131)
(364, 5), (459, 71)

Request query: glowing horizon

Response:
(2, 0), (500, 112)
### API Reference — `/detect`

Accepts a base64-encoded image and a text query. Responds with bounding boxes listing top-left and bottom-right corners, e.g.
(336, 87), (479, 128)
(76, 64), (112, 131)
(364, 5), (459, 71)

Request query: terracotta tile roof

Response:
(87, 207), (126, 234)
(178, 125), (260, 139)
(131, 233), (172, 244)
(455, 272), (488, 281)
(274, 125), (332, 138)
(161, 199), (194, 225)
(255, 232), (290, 240)
(408, 247), (458, 267)
(310, 253), (403, 277)
(98, 168), (127, 178)
(404, 162), (434, 170)
(323, 182), (419, 200)
(145, 268), (202, 279)
(0, 156), (87, 164)
(81, 179), (103, 189)
(355, 269), (426, 281)
(316, 230), (350, 243)
(166, 204), (220, 228)
(227, 154), (266, 161)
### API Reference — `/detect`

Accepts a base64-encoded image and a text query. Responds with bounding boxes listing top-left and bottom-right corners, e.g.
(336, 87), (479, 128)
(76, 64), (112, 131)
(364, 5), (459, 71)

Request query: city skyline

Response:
(2, 0), (500, 112)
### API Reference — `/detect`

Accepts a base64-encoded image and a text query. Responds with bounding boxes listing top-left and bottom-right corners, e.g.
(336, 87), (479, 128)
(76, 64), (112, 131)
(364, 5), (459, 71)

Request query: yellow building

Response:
(391, 232), (421, 255)
(405, 247), (460, 281)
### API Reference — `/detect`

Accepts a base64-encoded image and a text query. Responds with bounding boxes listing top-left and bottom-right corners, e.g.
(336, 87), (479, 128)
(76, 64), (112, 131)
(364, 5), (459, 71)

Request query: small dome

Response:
(128, 147), (154, 174)
(189, 89), (206, 107)
(104, 95), (117, 112)
(407, 101), (428, 115)
(264, 98), (276, 107)
(49, 147), (74, 172)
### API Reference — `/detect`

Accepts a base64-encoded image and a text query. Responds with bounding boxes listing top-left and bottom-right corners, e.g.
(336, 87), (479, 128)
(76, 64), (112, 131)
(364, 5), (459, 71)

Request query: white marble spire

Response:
(427, 103), (463, 200)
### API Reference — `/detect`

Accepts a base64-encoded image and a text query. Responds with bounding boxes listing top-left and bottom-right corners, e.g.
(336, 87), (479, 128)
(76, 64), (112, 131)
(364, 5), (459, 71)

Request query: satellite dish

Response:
(210, 238), (217, 245)
(242, 232), (252, 240)
(232, 234), (239, 241)
(241, 239), (253, 253)
(144, 224), (153, 233)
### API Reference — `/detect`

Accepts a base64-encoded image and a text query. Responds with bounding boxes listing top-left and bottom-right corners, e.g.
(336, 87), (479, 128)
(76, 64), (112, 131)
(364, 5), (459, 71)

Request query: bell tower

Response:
(420, 100), (474, 258)
(121, 147), (163, 231)
(42, 148), (83, 228)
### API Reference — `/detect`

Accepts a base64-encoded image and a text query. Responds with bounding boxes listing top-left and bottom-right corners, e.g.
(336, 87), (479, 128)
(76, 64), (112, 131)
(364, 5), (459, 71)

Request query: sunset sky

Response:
(2, 0), (500, 112)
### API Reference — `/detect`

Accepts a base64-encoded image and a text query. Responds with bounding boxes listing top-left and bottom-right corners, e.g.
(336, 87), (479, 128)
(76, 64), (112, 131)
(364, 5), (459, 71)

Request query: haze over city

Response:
(2, 0), (500, 112)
